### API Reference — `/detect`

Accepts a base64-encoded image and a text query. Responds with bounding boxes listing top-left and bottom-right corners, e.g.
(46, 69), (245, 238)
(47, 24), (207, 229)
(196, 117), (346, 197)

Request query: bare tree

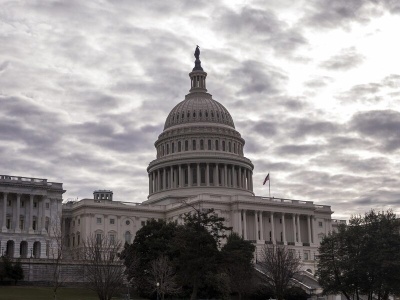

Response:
(48, 214), (75, 300)
(258, 244), (301, 300)
(148, 255), (181, 300)
(82, 234), (125, 300)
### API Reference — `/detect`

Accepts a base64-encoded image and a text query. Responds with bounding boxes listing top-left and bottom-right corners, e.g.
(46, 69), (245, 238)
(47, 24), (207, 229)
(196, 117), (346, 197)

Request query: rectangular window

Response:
(304, 251), (309, 261)
(20, 219), (24, 230)
(7, 200), (11, 206)
(21, 201), (24, 207)
(77, 235), (80, 245)
(34, 202), (37, 208)
(72, 237), (75, 247)
(45, 202), (50, 209)
(318, 221), (323, 227)
(6, 218), (11, 229)
(33, 220), (37, 230)
(97, 218), (102, 224)
(110, 218), (115, 225)
(78, 219), (80, 225)
(45, 219), (49, 231)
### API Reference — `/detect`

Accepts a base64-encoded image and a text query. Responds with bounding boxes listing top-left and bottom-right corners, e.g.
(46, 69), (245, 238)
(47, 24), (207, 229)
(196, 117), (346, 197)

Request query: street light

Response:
(156, 282), (160, 300)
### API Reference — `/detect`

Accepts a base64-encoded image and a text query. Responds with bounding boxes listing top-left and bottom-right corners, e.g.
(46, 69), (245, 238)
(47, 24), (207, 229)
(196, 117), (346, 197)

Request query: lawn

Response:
(0, 286), (146, 300)
(0, 286), (102, 300)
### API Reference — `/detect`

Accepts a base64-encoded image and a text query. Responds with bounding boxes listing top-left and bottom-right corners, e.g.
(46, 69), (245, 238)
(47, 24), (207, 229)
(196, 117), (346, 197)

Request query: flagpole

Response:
(269, 175), (271, 198)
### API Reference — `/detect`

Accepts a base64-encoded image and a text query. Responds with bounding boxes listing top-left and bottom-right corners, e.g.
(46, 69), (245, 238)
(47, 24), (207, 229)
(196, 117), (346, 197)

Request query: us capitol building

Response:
(0, 49), (344, 279)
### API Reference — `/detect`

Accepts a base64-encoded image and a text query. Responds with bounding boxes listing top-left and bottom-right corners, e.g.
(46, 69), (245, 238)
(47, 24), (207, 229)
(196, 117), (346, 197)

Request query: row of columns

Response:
(1, 192), (48, 234)
(237, 210), (315, 245)
(149, 163), (253, 194)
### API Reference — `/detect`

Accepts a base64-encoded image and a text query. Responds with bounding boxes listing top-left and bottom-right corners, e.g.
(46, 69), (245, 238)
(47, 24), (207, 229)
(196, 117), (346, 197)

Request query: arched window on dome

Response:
(200, 139), (204, 150)
(216, 112), (220, 119)
(205, 111), (208, 117)
(187, 111), (190, 118)
(185, 140), (189, 151)
(192, 140), (196, 150)
(166, 144), (169, 155)
(234, 143), (236, 154)
(193, 111), (196, 118)
(228, 142), (231, 152)
(162, 145), (165, 156)
(171, 142), (175, 154)
(222, 141), (226, 151)
(215, 140), (219, 150)
(208, 140), (212, 150)
(177, 114), (179, 121)
(182, 112), (184, 119)
(211, 111), (214, 118)
(178, 141), (181, 152)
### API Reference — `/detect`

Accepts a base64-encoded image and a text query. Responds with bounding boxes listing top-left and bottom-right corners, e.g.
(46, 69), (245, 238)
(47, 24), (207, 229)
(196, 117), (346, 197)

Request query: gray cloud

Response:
(303, 0), (400, 29)
(216, 6), (307, 56)
(320, 47), (364, 71)
(350, 110), (400, 151)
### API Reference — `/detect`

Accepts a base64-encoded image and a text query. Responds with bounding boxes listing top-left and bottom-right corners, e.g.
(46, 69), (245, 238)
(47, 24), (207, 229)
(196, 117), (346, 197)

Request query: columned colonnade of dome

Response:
(149, 162), (253, 194)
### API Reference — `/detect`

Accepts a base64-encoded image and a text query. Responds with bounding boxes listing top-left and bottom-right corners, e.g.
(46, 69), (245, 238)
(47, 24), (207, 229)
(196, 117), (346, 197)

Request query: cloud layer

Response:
(0, 0), (399, 219)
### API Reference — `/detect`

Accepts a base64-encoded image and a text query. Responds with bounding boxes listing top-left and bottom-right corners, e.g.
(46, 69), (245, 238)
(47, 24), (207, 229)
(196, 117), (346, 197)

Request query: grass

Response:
(0, 286), (146, 300)
(0, 286), (100, 300)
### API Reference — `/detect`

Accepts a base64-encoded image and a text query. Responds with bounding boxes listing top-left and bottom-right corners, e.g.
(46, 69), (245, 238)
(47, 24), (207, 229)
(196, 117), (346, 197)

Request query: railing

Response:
(287, 242), (295, 246)
(303, 242), (310, 246)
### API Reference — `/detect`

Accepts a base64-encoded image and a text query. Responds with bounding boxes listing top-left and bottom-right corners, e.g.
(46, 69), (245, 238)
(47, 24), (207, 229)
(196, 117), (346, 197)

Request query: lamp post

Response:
(156, 282), (160, 300)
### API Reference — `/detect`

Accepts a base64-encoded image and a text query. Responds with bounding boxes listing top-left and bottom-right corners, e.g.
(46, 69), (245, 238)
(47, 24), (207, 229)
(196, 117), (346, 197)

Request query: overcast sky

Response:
(1, 0), (400, 219)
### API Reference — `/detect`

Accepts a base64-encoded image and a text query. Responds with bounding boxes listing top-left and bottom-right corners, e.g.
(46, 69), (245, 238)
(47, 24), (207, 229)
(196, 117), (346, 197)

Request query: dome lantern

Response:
(189, 46), (207, 93)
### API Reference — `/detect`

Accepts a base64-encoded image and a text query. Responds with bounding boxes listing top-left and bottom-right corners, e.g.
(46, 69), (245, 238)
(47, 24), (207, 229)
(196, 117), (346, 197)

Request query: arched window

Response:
(234, 143), (236, 153)
(192, 140), (196, 150)
(162, 145), (165, 156)
(171, 142), (175, 153)
(125, 231), (132, 244)
(215, 140), (219, 150)
(185, 140), (189, 151)
(200, 139), (204, 150)
(228, 142), (231, 152)
(178, 141), (181, 152)
(208, 140), (212, 150)
(45, 217), (50, 231)
(166, 144), (169, 154)
(211, 111), (214, 118)
(222, 141), (226, 151)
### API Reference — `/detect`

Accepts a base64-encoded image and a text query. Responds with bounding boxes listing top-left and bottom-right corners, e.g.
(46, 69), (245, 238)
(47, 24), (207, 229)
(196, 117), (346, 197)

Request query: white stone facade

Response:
(0, 175), (64, 259)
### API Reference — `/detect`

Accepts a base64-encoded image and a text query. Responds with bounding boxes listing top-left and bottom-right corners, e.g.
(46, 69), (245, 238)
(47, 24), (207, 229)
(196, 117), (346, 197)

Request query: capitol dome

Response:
(146, 47), (254, 202)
